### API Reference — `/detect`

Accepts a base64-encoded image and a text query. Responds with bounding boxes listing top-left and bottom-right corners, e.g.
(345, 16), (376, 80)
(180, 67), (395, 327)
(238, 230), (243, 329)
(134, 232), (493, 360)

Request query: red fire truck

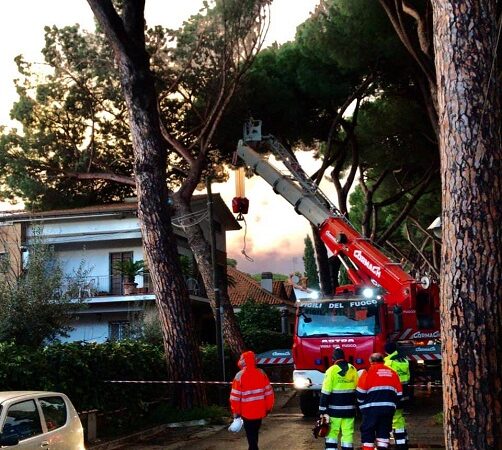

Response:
(236, 120), (441, 415)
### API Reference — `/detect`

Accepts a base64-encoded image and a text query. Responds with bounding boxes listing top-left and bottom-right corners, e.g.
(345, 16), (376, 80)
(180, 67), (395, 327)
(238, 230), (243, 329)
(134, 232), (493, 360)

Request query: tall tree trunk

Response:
(312, 225), (334, 295)
(432, 1), (502, 448)
(173, 197), (245, 358)
(87, 0), (206, 408)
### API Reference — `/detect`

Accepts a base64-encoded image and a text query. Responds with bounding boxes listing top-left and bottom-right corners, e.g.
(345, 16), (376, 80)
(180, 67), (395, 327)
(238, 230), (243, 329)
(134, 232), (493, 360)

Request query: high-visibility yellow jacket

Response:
(319, 359), (358, 418)
(384, 350), (410, 403)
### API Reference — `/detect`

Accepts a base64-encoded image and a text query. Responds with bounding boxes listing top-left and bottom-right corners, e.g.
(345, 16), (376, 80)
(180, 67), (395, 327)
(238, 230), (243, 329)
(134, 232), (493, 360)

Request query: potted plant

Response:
(113, 259), (145, 295)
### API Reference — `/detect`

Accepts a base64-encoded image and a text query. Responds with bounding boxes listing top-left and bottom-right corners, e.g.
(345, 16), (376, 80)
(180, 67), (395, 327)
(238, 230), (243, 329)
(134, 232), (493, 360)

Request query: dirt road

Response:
(117, 387), (444, 450)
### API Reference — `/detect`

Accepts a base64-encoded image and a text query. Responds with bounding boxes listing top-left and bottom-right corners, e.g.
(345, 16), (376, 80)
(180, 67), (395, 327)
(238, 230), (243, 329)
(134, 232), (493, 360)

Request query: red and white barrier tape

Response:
(104, 380), (443, 388)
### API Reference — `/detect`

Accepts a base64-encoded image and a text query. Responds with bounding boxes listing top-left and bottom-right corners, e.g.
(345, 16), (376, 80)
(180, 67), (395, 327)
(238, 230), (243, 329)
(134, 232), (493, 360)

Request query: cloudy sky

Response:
(0, 0), (330, 275)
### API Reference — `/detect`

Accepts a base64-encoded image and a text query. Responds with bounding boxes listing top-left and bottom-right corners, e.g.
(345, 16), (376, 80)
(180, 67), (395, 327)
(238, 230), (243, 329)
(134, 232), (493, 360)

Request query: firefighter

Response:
(319, 348), (358, 450)
(229, 351), (275, 450)
(384, 342), (411, 450)
(357, 353), (402, 450)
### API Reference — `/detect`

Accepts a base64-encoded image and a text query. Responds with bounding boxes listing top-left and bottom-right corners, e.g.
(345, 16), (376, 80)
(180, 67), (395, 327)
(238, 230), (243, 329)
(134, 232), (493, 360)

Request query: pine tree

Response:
(303, 235), (320, 291)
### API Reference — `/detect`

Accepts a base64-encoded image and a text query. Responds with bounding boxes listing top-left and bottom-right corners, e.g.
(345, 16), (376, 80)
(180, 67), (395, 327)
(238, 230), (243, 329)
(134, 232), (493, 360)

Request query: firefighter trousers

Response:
(392, 409), (408, 449)
(360, 412), (393, 448)
(325, 417), (355, 449)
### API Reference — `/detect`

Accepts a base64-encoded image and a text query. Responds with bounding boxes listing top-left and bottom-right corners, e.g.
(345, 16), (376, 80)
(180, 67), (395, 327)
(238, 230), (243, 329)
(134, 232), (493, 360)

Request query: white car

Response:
(0, 392), (85, 449)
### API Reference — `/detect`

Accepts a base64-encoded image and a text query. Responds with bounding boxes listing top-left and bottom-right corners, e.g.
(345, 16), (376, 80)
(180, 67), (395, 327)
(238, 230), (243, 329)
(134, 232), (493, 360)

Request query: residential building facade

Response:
(0, 195), (240, 343)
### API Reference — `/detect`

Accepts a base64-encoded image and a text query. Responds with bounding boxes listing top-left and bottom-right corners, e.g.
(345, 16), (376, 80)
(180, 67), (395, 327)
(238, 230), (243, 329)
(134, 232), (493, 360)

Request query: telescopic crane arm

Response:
(236, 121), (417, 306)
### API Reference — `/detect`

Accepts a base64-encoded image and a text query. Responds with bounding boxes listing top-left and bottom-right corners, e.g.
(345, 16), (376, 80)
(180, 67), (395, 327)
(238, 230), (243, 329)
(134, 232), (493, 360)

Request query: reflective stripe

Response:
(356, 387), (367, 393)
(341, 442), (354, 448)
(231, 389), (242, 395)
(359, 402), (396, 409)
(321, 389), (331, 395)
(241, 395), (266, 402)
(328, 404), (356, 410)
(396, 439), (406, 444)
(326, 437), (338, 443)
(241, 388), (267, 395)
(331, 389), (356, 394)
(376, 438), (390, 447)
(367, 386), (398, 394)
(229, 395), (240, 401)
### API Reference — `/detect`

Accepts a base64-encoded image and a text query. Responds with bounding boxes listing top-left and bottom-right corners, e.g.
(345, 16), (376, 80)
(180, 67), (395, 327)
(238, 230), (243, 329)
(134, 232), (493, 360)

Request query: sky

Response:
(0, 0), (327, 276)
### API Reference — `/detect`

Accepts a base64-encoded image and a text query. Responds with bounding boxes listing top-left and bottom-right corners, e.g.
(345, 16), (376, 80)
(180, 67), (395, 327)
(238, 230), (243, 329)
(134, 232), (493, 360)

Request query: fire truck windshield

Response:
(297, 299), (379, 337)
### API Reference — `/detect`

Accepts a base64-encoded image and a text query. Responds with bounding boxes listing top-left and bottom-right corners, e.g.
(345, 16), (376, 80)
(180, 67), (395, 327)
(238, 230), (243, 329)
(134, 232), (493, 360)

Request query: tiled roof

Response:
(227, 266), (295, 307)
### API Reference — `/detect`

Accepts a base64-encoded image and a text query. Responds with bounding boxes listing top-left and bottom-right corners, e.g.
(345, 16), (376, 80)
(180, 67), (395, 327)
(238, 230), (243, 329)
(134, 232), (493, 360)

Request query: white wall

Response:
(58, 245), (145, 293)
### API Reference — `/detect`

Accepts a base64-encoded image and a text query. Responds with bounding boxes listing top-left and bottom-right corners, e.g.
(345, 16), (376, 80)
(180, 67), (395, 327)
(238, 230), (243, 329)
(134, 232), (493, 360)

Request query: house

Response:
(0, 195), (240, 343)
(227, 267), (296, 334)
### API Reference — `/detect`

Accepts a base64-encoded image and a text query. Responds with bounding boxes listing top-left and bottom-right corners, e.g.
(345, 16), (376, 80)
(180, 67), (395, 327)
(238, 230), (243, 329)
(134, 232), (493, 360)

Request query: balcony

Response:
(72, 274), (206, 300)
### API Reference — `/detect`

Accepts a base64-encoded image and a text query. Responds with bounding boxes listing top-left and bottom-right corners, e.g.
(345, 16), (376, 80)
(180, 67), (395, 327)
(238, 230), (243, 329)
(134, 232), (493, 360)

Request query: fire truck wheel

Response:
(299, 391), (319, 417)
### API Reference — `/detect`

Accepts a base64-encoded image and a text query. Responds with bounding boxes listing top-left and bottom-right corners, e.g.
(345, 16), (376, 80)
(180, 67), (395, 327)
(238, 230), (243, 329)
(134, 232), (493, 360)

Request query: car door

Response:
(1, 399), (46, 449)
(37, 395), (76, 450)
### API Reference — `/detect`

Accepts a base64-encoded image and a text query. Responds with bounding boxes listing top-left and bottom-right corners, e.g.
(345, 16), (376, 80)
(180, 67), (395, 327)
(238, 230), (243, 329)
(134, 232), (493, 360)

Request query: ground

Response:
(102, 386), (444, 450)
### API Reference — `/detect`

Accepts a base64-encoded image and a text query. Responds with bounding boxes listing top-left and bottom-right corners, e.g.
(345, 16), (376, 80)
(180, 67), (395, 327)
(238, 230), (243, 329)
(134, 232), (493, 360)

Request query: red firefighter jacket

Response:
(356, 362), (402, 416)
(229, 351), (275, 420)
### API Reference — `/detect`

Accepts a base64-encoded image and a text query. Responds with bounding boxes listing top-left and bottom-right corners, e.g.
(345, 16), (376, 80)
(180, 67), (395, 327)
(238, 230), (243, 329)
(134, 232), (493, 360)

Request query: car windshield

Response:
(297, 298), (379, 337)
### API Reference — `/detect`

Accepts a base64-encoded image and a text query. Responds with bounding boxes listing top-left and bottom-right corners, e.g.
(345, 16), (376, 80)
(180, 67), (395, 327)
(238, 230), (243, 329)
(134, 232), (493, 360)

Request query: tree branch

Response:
(65, 171), (136, 187)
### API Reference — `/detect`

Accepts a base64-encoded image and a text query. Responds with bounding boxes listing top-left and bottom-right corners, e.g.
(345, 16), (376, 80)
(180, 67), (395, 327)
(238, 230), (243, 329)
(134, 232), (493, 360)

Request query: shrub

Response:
(0, 340), (167, 411)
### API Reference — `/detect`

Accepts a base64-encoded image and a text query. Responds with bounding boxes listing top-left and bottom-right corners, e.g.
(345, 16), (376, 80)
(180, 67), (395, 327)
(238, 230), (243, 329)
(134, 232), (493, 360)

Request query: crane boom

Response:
(236, 134), (417, 306)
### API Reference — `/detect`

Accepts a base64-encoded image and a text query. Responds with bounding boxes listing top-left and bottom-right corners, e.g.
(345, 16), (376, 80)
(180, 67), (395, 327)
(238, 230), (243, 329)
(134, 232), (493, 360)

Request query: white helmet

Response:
(228, 417), (243, 433)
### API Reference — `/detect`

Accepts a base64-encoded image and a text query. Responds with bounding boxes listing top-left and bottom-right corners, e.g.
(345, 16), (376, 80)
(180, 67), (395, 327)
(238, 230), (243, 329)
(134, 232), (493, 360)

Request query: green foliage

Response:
(433, 411), (444, 426)
(296, 0), (405, 75)
(251, 273), (288, 282)
(235, 299), (292, 353)
(236, 299), (281, 333)
(241, 329), (293, 355)
(113, 259), (145, 282)
(303, 235), (320, 291)
(139, 308), (164, 346)
(0, 340), (167, 412)
(0, 229), (89, 348)
(0, 0), (271, 208)
(227, 258), (238, 268)
(0, 26), (134, 209)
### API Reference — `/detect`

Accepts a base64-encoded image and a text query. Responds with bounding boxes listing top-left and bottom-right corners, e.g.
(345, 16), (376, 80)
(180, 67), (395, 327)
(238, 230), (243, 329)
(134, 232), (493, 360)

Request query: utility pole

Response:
(206, 176), (226, 385)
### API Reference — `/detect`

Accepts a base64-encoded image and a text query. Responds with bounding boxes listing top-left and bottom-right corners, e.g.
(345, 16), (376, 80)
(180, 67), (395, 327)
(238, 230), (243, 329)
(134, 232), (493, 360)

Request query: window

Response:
(109, 321), (130, 340)
(39, 396), (67, 431)
(110, 251), (133, 295)
(2, 400), (43, 441)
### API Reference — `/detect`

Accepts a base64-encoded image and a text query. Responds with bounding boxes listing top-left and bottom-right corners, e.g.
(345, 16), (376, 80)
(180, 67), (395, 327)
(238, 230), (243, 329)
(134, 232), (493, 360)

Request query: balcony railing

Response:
(70, 274), (206, 298)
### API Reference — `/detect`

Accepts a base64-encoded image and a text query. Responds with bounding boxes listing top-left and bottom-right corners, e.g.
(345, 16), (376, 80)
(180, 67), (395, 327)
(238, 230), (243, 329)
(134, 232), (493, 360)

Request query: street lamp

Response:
(427, 216), (442, 239)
